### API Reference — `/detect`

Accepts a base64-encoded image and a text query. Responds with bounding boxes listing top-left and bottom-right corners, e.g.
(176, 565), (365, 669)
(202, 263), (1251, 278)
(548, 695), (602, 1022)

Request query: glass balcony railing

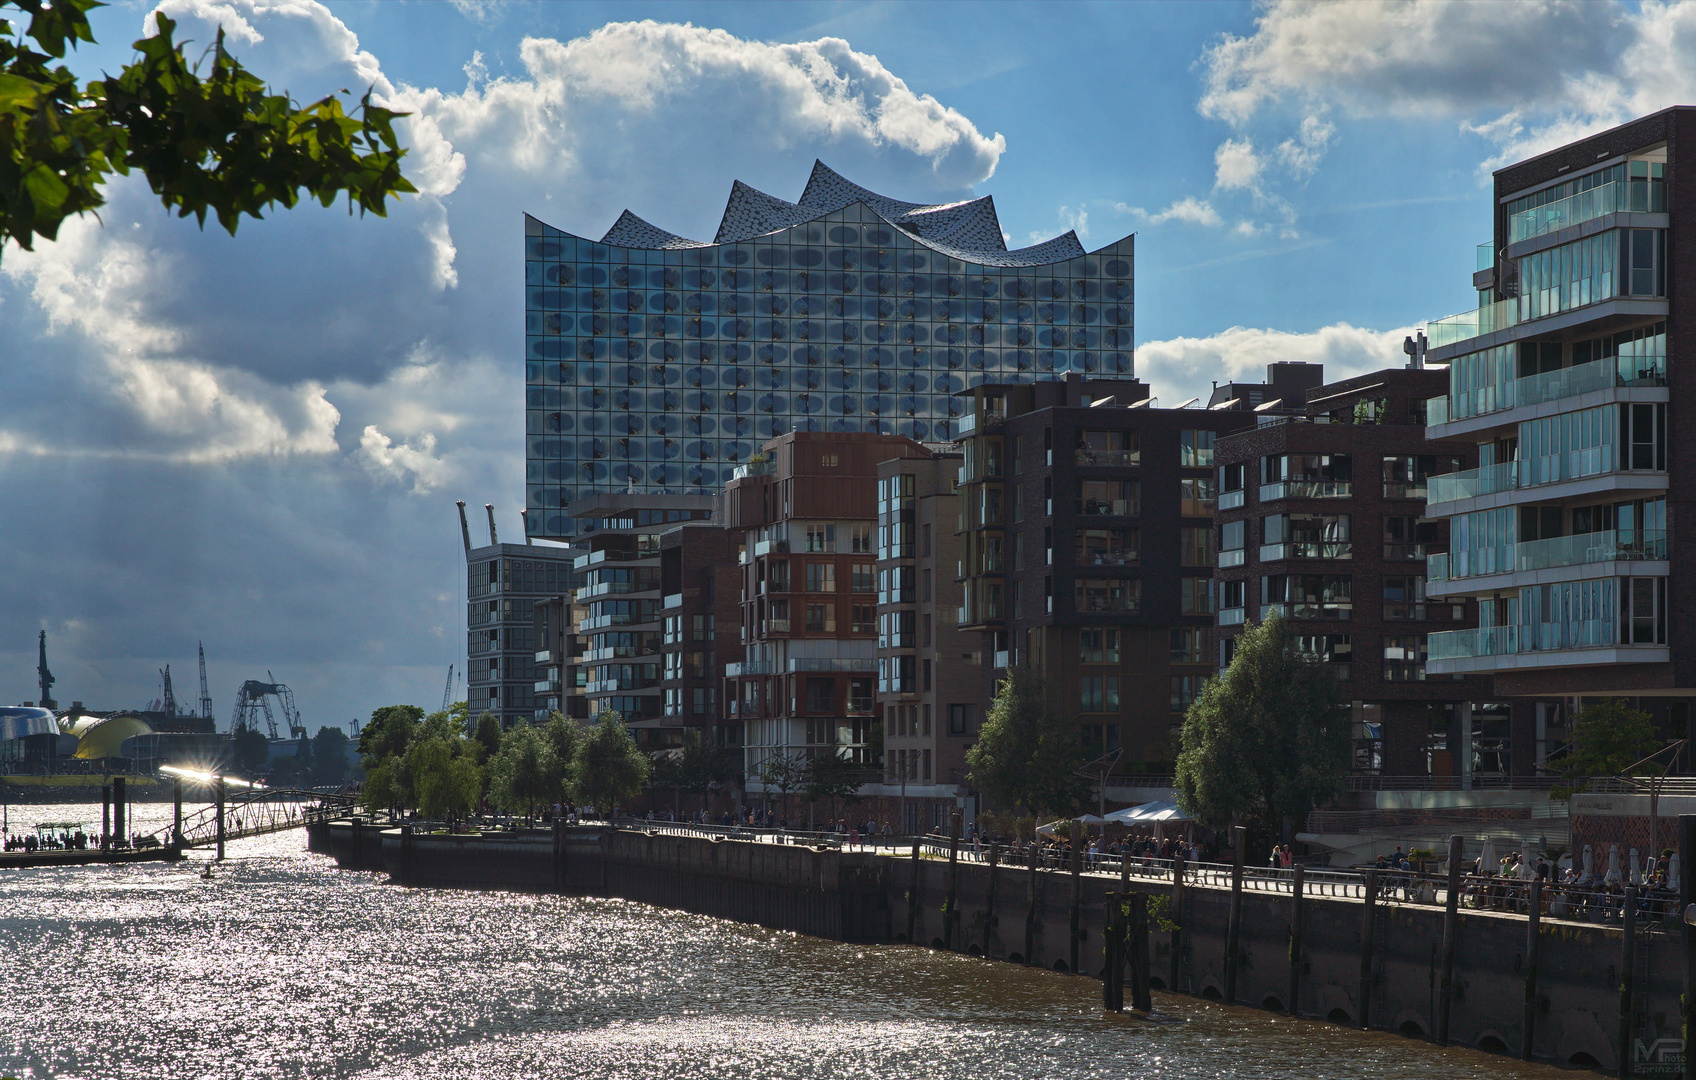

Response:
(1218, 607), (1246, 627)
(1219, 489), (1245, 510)
(1426, 297), (1521, 349)
(1218, 549), (1245, 568)
(1259, 542), (1352, 561)
(1508, 180), (1665, 244)
(1430, 617), (1623, 662)
(1076, 448), (1140, 467)
(1259, 481), (1351, 501)
(1427, 462), (1519, 504)
(1477, 242), (1496, 272)
(1432, 355), (1666, 426)
(1436, 530), (1665, 583)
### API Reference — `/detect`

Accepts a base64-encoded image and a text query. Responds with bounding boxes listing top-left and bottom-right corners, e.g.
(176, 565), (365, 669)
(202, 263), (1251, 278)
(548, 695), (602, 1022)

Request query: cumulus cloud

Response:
(0, 3), (1006, 716)
(1195, 0), (1694, 169)
(1137, 322), (1416, 402)
(1114, 197), (1223, 228)
(1275, 115), (1335, 177)
(1213, 137), (1263, 191)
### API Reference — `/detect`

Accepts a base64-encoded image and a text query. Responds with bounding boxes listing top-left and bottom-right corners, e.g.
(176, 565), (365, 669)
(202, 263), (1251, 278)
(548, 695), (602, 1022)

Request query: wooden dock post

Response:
(1288, 863), (1305, 1016)
(908, 838), (921, 944)
(1358, 868), (1377, 1030)
(1128, 890), (1152, 1012)
(172, 778), (184, 848)
(1621, 884), (1638, 1079)
(1437, 833), (1464, 1045)
(1522, 878), (1542, 1061)
(944, 811), (961, 950)
(1069, 846), (1082, 975)
(1224, 824), (1245, 1004)
(214, 778), (226, 861)
(100, 784), (110, 849)
(1025, 842), (1038, 964)
(983, 844), (999, 956)
(1680, 815), (1696, 1080)
(1102, 891), (1122, 1011)
(1170, 855), (1185, 992)
(112, 776), (125, 848)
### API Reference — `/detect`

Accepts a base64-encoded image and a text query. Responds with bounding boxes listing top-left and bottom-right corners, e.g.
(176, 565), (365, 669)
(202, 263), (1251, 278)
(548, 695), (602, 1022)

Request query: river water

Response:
(0, 801), (1576, 1080)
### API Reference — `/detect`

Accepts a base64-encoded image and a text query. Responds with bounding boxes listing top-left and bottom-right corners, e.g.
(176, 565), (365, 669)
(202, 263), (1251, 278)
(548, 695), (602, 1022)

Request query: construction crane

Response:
(441, 664), (454, 714)
(159, 665), (178, 716)
(197, 641), (214, 720)
(231, 672), (304, 740)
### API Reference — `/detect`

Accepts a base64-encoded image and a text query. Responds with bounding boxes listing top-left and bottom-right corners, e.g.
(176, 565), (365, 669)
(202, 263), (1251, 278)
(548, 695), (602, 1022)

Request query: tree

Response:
(542, 711), (579, 804)
(1174, 612), (1349, 838)
(2, 2), (414, 259)
(310, 725), (351, 786)
(1551, 699), (1662, 800)
(486, 721), (556, 818)
(573, 709), (650, 817)
(805, 752), (867, 827)
(758, 750), (809, 825)
(406, 735), (481, 821)
(360, 757), (402, 815)
(966, 666), (1087, 829)
(358, 704), (422, 772)
(472, 711), (503, 765)
(230, 723), (268, 776)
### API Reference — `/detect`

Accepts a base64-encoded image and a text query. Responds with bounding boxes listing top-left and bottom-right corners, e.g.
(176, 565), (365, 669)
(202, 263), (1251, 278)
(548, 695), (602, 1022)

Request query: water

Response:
(1, 802), (1575, 1080)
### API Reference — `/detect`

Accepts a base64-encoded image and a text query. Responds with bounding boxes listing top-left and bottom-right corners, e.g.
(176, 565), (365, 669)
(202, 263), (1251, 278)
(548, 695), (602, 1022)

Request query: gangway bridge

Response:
(146, 769), (360, 854)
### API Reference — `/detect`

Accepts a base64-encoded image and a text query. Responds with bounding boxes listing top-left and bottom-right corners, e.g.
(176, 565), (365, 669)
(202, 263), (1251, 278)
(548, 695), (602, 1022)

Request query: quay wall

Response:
(315, 821), (1672, 1074)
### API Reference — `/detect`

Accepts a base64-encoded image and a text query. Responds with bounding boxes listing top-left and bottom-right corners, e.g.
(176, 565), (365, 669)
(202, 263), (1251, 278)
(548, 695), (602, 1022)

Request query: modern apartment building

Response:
(875, 447), (975, 833)
(522, 161), (1134, 539)
(563, 494), (717, 746)
(1420, 108), (1691, 769)
(658, 521), (745, 763)
(723, 431), (930, 802)
(953, 374), (1262, 774)
(1212, 367), (1494, 779)
(464, 538), (577, 728)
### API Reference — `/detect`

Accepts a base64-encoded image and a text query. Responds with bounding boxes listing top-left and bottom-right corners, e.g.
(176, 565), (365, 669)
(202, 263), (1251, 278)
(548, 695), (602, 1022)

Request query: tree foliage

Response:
(1, 1), (415, 258)
(759, 750), (809, 820)
(358, 704), (422, 772)
(966, 666), (1087, 826)
(310, 725), (351, 786)
(804, 752), (867, 822)
(486, 721), (556, 817)
(1551, 699), (1662, 800)
(573, 709), (650, 815)
(406, 735), (481, 820)
(1174, 612), (1348, 836)
(230, 723), (268, 776)
(472, 711), (503, 765)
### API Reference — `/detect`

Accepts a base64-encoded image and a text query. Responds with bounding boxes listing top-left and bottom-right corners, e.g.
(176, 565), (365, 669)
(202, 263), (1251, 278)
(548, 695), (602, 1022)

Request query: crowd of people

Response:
(4, 829), (90, 852)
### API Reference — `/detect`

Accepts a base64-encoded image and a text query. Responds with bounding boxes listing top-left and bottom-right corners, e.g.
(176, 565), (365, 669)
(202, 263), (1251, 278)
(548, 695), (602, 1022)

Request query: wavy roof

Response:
(590, 161), (1106, 268)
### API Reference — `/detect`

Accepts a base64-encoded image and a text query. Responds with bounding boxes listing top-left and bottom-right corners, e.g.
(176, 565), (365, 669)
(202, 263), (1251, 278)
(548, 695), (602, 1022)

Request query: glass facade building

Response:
(524, 161), (1134, 539)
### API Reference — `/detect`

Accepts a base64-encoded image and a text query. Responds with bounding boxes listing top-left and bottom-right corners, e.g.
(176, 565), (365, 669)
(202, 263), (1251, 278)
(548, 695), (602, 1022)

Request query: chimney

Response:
(455, 500), (473, 558)
(485, 503), (499, 546)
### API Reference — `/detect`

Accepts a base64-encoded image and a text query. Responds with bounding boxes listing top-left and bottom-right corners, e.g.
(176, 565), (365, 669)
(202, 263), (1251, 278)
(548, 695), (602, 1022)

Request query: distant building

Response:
(464, 540), (577, 727)
(522, 161), (1134, 540)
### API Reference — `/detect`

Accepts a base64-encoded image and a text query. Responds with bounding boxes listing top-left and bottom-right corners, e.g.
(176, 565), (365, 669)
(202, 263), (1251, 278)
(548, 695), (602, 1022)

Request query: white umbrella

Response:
(1075, 814), (1107, 824)
(1479, 836), (1498, 876)
(1578, 844), (1595, 885)
(1605, 844), (1622, 885)
(1520, 843), (1537, 880)
(1630, 848), (1644, 886)
(1671, 852), (1682, 888)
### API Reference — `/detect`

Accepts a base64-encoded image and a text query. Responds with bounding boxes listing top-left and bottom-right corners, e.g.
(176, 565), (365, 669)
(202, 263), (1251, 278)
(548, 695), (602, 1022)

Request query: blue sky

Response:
(2, 0), (1689, 723)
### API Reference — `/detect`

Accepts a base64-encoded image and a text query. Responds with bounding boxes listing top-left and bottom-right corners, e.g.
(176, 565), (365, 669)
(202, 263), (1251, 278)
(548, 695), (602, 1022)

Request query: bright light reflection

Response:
(159, 764), (265, 790)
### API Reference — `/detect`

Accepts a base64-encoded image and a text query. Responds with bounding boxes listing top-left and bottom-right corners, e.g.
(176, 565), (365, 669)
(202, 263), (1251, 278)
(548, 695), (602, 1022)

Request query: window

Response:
(880, 609), (915, 648)
(1081, 723), (1120, 758)
(1180, 527), (1216, 567)
(879, 565), (914, 604)
(878, 474), (916, 558)
(1261, 454), (1351, 498)
(1180, 577), (1214, 615)
(1010, 435), (1022, 474)
(1012, 483), (1024, 522)
(1263, 575), (1353, 619)
(850, 523), (873, 553)
(1383, 516), (1437, 560)
(1262, 513), (1351, 559)
(805, 563), (837, 592)
(1080, 675), (1121, 712)
(1077, 479), (1139, 516)
(690, 687), (714, 715)
(851, 604), (874, 634)
(947, 703), (974, 735)
(1219, 519), (1246, 567)
(1012, 535), (1023, 571)
(921, 613), (932, 648)
(1076, 578), (1140, 613)
(1180, 429), (1216, 467)
(767, 560), (790, 593)
(1170, 675), (1202, 712)
(1080, 628), (1120, 663)
(663, 615), (683, 646)
(849, 678), (873, 713)
(1077, 429), (1139, 466)
(805, 678), (835, 712)
(1295, 634), (1353, 680)
(920, 523), (932, 558)
(1383, 576), (1428, 620)
(805, 524), (835, 552)
(1382, 456), (1453, 499)
(1220, 462), (1245, 493)
(879, 654), (915, 693)
(1179, 476), (1216, 516)
(1170, 628), (1203, 663)
(691, 614), (714, 642)
(1077, 527), (1138, 566)
(851, 563), (875, 592)
(920, 568), (932, 602)
(1221, 579), (1246, 611)
(1383, 635), (1427, 681)
(923, 659), (933, 692)
(805, 603), (836, 632)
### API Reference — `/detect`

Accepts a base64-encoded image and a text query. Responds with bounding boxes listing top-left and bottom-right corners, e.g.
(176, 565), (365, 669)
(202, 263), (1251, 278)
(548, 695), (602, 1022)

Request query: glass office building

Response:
(523, 162), (1134, 539)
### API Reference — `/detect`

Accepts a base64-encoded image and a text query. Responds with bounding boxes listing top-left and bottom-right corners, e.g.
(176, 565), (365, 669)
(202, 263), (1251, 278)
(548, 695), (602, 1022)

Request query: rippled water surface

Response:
(1, 802), (1575, 1079)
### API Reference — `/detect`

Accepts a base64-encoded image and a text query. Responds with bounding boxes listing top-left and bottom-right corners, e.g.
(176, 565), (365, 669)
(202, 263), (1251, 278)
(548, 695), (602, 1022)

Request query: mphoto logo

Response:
(1635, 1037), (1682, 1075)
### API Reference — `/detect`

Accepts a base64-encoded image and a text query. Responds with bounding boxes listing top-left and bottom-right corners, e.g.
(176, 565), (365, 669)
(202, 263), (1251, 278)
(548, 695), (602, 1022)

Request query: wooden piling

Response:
(1025, 843), (1038, 964)
(1522, 878), (1542, 1061)
(1103, 891), (1121, 1011)
(1288, 863), (1305, 1016)
(908, 838), (921, 944)
(1128, 890), (1152, 1012)
(1170, 855), (1185, 992)
(100, 785), (110, 849)
(112, 776), (125, 848)
(214, 778), (226, 861)
(172, 778), (184, 847)
(1359, 868), (1377, 1030)
(1680, 815), (1696, 1080)
(1437, 833), (1464, 1045)
(1069, 846), (1083, 975)
(1225, 824), (1245, 1004)
(944, 811), (961, 950)
(983, 845), (999, 957)
(1621, 884), (1638, 1079)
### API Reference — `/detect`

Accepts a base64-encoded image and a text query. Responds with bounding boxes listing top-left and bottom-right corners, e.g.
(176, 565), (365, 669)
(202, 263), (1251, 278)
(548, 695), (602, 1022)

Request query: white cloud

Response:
(1275, 114), (1335, 177)
(358, 426), (447, 493)
(1137, 322), (1415, 401)
(1213, 137), (1263, 191)
(1114, 197), (1223, 228)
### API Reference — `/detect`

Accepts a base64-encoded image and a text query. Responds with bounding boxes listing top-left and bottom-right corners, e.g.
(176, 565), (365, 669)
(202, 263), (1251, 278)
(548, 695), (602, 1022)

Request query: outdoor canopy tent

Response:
(1104, 800), (1193, 824)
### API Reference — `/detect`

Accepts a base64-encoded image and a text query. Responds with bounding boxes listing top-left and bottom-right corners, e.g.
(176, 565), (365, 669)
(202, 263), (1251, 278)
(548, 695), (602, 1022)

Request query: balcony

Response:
(534, 650), (555, 664)
(1258, 481), (1350, 501)
(1076, 448), (1140, 467)
(1261, 602), (1352, 621)
(1426, 463), (1519, 504)
(957, 408), (1004, 437)
(1219, 607), (1245, 627)
(1219, 489), (1245, 510)
(1428, 355), (1666, 432)
(1382, 543), (1429, 561)
(584, 678), (660, 694)
(1427, 619), (1667, 674)
(993, 650), (1009, 669)
(663, 592), (683, 609)
(788, 657), (876, 673)
(724, 661), (773, 677)
(765, 617), (791, 635)
(1428, 530), (1666, 593)
(1259, 542), (1351, 562)
(1382, 482), (1428, 500)
(1219, 549), (1245, 568)
(577, 579), (659, 600)
(731, 459), (776, 481)
(1508, 179), (1664, 244)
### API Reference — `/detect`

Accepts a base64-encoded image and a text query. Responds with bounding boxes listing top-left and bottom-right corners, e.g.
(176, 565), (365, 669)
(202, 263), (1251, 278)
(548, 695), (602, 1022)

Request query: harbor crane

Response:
(441, 664), (454, 714)
(231, 672), (304, 740)
(197, 641), (214, 720)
